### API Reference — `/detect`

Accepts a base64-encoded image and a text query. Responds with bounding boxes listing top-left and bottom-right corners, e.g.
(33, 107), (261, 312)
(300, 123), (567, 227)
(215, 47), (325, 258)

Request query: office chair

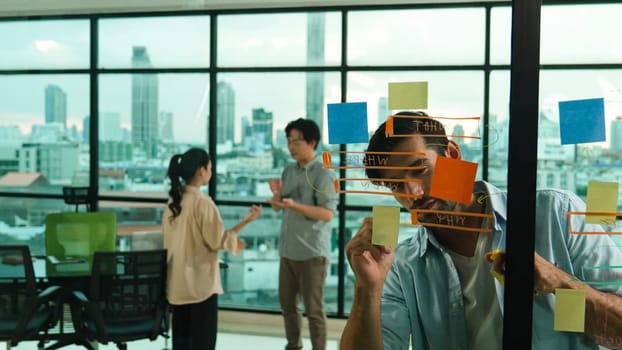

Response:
(44, 212), (117, 270)
(70, 249), (170, 350)
(0, 245), (62, 347)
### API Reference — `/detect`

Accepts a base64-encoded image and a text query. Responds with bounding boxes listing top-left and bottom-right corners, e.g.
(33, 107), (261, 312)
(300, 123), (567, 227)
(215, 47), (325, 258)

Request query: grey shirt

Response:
(278, 157), (338, 260)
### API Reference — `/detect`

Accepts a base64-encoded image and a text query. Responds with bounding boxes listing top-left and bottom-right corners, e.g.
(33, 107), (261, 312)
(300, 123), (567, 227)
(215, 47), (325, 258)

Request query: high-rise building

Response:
(100, 112), (122, 142)
(131, 46), (159, 157)
(252, 108), (274, 147)
(611, 116), (622, 152)
(44, 84), (67, 126)
(241, 115), (252, 147)
(305, 13), (325, 137)
(159, 111), (174, 143)
(82, 115), (90, 144)
(217, 81), (235, 144)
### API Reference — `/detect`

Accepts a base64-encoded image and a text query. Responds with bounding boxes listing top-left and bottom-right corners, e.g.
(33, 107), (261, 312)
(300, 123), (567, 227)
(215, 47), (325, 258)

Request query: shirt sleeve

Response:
(313, 167), (338, 212)
(198, 197), (245, 255)
(564, 191), (622, 295)
(381, 264), (412, 350)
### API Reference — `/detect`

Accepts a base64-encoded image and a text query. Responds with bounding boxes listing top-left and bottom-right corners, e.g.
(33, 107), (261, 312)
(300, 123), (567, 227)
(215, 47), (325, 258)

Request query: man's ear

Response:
(445, 140), (462, 160)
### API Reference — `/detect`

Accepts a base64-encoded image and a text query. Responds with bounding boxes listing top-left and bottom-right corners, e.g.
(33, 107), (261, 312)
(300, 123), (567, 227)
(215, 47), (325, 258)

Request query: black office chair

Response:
(70, 249), (169, 350)
(0, 245), (62, 347)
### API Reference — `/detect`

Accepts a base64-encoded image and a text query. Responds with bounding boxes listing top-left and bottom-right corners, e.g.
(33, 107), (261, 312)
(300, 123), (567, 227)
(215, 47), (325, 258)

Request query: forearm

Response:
(340, 285), (384, 350)
(228, 218), (251, 235)
(288, 202), (333, 222)
(561, 279), (622, 349)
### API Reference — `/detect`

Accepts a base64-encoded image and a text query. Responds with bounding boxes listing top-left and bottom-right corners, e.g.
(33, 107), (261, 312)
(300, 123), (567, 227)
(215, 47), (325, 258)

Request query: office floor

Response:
(2, 311), (345, 350)
(4, 333), (339, 350)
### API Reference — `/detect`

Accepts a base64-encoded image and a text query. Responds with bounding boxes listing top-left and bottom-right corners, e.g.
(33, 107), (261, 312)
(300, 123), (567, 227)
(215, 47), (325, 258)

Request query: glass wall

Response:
(1, 3), (621, 323)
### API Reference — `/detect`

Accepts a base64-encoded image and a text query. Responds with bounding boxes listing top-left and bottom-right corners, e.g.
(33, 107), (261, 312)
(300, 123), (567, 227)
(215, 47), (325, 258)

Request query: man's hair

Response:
(365, 111), (448, 183)
(285, 118), (321, 150)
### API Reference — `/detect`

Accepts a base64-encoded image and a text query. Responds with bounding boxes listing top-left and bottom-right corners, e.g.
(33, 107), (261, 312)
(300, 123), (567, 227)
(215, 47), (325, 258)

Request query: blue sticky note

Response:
(327, 102), (368, 144)
(559, 98), (605, 145)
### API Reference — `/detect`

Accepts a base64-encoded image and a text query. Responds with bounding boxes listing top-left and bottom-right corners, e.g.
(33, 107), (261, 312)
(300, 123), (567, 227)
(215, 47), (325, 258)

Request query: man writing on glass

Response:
(340, 111), (622, 350)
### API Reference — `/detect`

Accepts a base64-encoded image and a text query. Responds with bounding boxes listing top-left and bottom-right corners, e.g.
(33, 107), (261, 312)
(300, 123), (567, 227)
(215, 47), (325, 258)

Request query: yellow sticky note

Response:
(586, 181), (619, 225)
(388, 82), (428, 110)
(554, 288), (586, 332)
(372, 206), (401, 247)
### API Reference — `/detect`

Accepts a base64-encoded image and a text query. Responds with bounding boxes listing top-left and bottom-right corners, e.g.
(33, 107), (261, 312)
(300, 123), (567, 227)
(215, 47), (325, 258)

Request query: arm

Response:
(227, 204), (263, 235)
(341, 218), (394, 350)
(281, 198), (333, 222)
(488, 251), (622, 349)
(533, 254), (622, 349)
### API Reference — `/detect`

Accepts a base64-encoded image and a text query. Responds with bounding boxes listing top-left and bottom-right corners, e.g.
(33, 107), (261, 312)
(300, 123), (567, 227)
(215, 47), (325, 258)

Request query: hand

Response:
(345, 217), (394, 290)
(269, 178), (282, 196)
(245, 205), (263, 222)
(281, 198), (295, 209)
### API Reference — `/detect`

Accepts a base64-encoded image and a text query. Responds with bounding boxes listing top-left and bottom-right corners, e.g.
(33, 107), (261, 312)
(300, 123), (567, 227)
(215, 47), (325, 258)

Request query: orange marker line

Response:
(337, 189), (422, 200)
(389, 134), (482, 140)
(412, 209), (494, 219)
(336, 177), (422, 183)
(417, 222), (493, 233)
(391, 115), (481, 121)
(326, 165), (425, 170)
(566, 211), (622, 235)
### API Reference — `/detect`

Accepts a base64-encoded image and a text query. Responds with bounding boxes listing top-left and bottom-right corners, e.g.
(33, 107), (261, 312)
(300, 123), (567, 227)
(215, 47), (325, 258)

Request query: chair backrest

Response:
(0, 245), (37, 323)
(90, 249), (167, 335)
(45, 212), (117, 263)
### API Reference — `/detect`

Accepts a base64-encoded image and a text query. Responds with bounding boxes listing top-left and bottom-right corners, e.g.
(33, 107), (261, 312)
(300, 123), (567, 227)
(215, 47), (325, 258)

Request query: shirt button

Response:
(452, 303), (458, 309)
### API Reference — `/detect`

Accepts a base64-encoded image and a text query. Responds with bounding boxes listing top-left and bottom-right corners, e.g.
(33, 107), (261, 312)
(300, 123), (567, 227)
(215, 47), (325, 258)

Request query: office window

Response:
(217, 12), (341, 67)
(98, 16), (210, 68)
(0, 197), (73, 256)
(219, 204), (282, 312)
(345, 70), (485, 205)
(348, 8), (485, 66)
(0, 19), (89, 70)
(538, 70), (622, 205)
(490, 6), (511, 66)
(488, 70), (510, 189)
(540, 4), (622, 64)
(0, 74), (90, 192)
(215, 72), (340, 201)
(98, 73), (210, 197)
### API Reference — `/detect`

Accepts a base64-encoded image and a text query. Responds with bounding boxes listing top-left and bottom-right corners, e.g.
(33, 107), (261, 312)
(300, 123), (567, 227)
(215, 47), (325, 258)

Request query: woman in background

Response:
(163, 148), (262, 350)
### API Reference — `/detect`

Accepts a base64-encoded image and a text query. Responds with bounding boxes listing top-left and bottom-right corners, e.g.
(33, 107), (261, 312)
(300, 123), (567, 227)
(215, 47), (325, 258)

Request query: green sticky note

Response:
(388, 82), (428, 110)
(554, 288), (586, 332)
(586, 181), (619, 225)
(372, 206), (400, 247)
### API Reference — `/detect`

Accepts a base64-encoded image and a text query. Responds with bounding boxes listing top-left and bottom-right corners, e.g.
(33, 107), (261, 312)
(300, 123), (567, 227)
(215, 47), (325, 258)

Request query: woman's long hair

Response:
(167, 148), (210, 219)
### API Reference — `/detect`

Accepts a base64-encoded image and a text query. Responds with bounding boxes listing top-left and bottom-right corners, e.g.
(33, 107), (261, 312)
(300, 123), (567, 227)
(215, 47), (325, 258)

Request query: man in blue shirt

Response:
(340, 111), (622, 350)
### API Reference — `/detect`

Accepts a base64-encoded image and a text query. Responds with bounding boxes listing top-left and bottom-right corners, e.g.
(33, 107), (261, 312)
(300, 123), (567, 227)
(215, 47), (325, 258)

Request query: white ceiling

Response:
(0, 0), (506, 17)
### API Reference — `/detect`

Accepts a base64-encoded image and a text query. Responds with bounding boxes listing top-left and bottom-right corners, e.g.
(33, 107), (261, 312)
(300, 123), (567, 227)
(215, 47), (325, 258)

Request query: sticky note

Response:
(586, 181), (619, 225)
(429, 157), (478, 205)
(388, 82), (428, 110)
(327, 102), (368, 144)
(554, 288), (586, 332)
(372, 206), (400, 247)
(559, 98), (606, 145)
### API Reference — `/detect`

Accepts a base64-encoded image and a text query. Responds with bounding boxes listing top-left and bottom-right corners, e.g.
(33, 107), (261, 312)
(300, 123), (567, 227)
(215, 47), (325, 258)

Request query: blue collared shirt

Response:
(381, 181), (622, 350)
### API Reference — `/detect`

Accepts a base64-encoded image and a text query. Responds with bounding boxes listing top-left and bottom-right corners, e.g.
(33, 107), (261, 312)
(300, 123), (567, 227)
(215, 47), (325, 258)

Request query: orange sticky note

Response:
(586, 181), (619, 225)
(372, 206), (400, 247)
(429, 157), (478, 205)
(554, 288), (586, 332)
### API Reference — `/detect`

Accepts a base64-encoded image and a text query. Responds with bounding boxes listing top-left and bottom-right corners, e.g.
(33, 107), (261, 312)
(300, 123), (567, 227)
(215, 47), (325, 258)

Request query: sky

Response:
(2, 4), (622, 146)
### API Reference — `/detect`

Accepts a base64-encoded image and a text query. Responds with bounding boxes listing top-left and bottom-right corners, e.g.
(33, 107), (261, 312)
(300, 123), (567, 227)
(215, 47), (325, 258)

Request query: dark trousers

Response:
(172, 294), (218, 350)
